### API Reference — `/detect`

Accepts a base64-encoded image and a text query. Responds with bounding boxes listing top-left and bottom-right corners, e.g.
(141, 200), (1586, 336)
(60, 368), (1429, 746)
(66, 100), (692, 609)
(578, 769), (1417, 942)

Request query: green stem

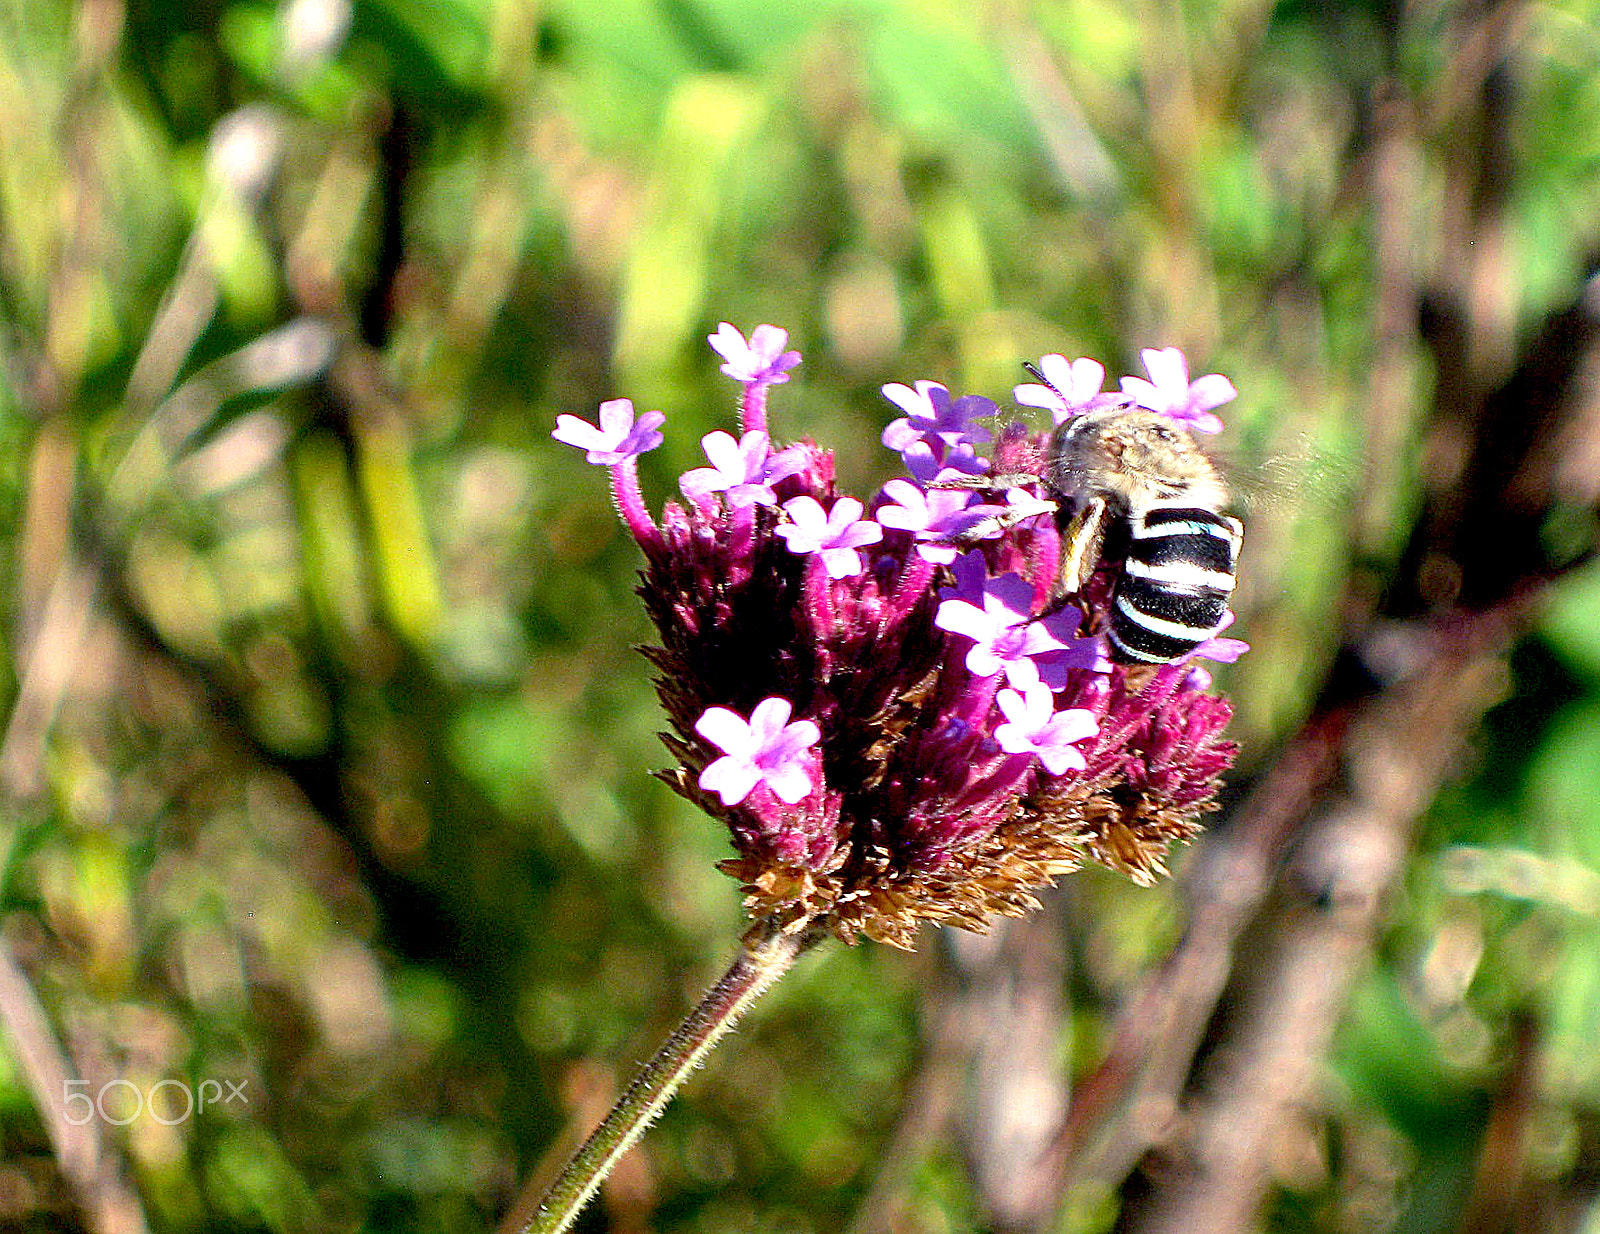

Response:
(521, 917), (819, 1234)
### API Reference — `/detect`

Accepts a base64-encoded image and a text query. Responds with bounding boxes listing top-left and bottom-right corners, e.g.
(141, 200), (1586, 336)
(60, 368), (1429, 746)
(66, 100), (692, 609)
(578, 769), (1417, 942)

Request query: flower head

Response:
(1014, 355), (1125, 424)
(709, 322), (802, 387)
(552, 399), (665, 465)
(571, 328), (1242, 948)
(681, 430), (808, 508)
(775, 496), (882, 578)
(1119, 347), (1236, 434)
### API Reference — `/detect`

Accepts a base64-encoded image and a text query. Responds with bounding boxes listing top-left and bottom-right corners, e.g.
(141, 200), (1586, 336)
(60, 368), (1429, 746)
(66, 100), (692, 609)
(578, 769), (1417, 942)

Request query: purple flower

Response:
(1195, 634), (1249, 664)
(881, 381), (995, 453)
(902, 440), (987, 485)
(695, 697), (821, 806)
(934, 573), (1088, 689)
(681, 430), (808, 508)
(709, 322), (802, 386)
(875, 478), (1008, 564)
(994, 680), (1099, 775)
(1183, 614), (1250, 687)
(939, 550), (991, 605)
(1119, 347), (1236, 434)
(552, 399), (666, 465)
(775, 496), (883, 578)
(1014, 355), (1125, 424)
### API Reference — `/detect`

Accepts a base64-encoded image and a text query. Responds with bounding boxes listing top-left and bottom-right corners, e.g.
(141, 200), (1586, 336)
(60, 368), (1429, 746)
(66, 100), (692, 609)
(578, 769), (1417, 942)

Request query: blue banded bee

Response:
(943, 383), (1243, 665)
(1045, 406), (1242, 664)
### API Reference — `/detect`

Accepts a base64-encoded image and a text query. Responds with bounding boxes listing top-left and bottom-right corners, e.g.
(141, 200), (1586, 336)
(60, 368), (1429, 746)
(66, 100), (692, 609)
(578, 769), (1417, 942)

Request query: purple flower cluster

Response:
(553, 325), (1243, 946)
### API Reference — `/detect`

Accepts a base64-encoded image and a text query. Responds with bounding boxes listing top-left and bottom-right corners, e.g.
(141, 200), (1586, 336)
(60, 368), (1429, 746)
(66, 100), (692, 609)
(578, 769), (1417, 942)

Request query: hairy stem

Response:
(521, 917), (819, 1234)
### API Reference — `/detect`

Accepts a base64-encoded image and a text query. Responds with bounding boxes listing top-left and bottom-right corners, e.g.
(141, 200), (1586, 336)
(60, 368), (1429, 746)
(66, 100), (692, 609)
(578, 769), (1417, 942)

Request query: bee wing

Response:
(969, 394), (1057, 446)
(1219, 433), (1359, 515)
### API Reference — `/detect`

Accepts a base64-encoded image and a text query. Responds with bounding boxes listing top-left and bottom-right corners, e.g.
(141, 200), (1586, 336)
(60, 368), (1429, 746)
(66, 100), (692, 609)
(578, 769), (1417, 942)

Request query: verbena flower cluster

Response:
(553, 327), (1243, 948)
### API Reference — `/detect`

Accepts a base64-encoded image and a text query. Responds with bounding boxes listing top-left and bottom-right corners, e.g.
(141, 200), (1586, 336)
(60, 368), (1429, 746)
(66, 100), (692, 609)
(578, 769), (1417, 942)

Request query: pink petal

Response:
(700, 431), (743, 476)
(1187, 373), (1237, 412)
(782, 495), (827, 532)
(596, 398), (635, 435)
(695, 706), (757, 757)
(1141, 346), (1190, 392)
(708, 322), (747, 361)
(1050, 708), (1099, 745)
(995, 687), (1028, 727)
(820, 547), (865, 577)
(875, 480), (929, 529)
(999, 657), (1042, 690)
(1119, 376), (1162, 409)
(763, 761), (814, 805)
(735, 430), (770, 474)
(1038, 744), (1086, 776)
(1034, 353), (1075, 391)
(1064, 357), (1106, 400)
(747, 697), (795, 746)
(881, 381), (941, 419)
(826, 497), (865, 530)
(551, 415), (605, 451)
(836, 521), (883, 550)
(934, 598), (998, 643)
(679, 467), (722, 499)
(764, 445), (808, 483)
(748, 323), (788, 358)
(1013, 383), (1061, 411)
(699, 756), (761, 806)
(768, 717), (820, 763)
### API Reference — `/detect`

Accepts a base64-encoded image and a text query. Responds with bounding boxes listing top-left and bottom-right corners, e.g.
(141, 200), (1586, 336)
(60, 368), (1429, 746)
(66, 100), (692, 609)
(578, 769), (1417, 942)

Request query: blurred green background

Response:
(4, 0), (1600, 1230)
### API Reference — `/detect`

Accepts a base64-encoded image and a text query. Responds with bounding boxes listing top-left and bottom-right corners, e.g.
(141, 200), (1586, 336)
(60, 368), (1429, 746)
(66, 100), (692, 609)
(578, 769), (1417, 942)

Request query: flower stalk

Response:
(538, 324), (1250, 1225)
(522, 917), (820, 1234)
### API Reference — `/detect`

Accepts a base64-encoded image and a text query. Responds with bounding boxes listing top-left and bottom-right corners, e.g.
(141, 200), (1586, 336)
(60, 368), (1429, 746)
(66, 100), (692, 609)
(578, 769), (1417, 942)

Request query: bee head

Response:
(1046, 408), (1227, 510)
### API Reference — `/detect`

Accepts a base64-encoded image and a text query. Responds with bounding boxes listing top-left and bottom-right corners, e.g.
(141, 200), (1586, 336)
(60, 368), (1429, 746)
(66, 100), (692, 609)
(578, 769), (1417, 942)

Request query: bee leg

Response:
(1057, 496), (1108, 597)
(927, 471), (1044, 492)
(948, 495), (1058, 545)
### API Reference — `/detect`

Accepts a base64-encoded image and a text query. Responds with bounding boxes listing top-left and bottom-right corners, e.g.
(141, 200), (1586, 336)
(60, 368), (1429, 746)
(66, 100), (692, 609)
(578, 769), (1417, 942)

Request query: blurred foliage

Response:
(1, 0), (1600, 1230)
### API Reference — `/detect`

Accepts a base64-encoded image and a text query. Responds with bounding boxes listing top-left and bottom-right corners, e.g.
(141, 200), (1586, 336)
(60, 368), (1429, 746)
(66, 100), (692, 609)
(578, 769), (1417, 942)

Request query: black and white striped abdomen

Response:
(1107, 505), (1242, 664)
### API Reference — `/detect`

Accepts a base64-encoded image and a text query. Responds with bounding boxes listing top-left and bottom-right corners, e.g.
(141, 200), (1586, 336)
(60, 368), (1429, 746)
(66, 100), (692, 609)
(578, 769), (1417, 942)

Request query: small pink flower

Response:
(1014, 355), (1125, 424)
(1183, 612), (1249, 686)
(775, 497), (883, 578)
(902, 440), (986, 484)
(552, 399), (666, 465)
(708, 322), (802, 386)
(680, 430), (808, 508)
(1119, 347), (1236, 434)
(934, 574), (1091, 689)
(881, 381), (994, 452)
(876, 479), (1005, 564)
(695, 697), (821, 806)
(994, 680), (1099, 775)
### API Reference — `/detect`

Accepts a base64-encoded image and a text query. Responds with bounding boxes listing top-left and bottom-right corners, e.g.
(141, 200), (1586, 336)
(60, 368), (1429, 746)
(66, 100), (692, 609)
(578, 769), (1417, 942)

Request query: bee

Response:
(945, 372), (1243, 665)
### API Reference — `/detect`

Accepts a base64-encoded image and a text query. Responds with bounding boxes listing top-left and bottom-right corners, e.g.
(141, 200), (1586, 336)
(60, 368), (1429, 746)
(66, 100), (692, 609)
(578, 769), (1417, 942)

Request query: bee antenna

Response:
(1022, 360), (1066, 403)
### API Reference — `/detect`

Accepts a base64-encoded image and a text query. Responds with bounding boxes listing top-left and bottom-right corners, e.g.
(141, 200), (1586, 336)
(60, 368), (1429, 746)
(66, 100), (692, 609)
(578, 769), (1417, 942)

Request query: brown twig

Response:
(0, 939), (148, 1234)
(1115, 614), (1519, 1234)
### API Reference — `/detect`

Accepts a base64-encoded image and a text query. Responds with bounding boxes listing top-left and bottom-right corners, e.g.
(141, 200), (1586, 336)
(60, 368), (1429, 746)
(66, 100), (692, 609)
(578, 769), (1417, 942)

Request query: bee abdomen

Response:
(1108, 506), (1241, 664)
